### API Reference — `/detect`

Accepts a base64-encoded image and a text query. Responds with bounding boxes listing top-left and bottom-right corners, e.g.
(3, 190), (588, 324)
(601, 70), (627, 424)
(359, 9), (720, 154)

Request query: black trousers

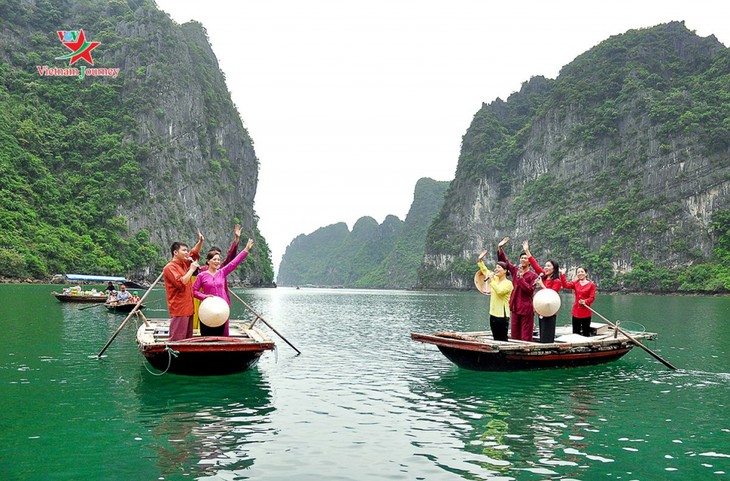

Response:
(539, 315), (556, 343)
(200, 323), (225, 336)
(490, 315), (509, 341)
(572, 316), (592, 337)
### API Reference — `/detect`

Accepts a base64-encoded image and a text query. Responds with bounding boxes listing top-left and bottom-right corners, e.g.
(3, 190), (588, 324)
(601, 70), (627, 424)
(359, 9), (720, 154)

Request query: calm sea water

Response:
(0, 285), (728, 481)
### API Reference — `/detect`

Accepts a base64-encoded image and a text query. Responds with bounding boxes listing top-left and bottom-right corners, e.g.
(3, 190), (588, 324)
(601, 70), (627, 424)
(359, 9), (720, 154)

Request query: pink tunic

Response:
(192, 250), (249, 335)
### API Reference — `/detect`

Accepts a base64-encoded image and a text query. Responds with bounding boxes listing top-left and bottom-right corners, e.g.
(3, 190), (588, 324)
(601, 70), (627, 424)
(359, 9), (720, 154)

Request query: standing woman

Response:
(560, 266), (596, 337)
(193, 238), (254, 336)
(522, 240), (561, 343)
(477, 250), (514, 341)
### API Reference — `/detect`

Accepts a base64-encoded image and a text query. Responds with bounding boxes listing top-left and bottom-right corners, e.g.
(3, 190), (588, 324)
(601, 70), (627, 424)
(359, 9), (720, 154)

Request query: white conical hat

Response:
(533, 288), (561, 316)
(198, 296), (230, 327)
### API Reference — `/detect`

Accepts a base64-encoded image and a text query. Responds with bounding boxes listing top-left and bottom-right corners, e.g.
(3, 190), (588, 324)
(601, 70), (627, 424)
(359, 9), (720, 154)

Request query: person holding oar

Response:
(162, 230), (204, 341)
(477, 250), (513, 341)
(560, 266), (596, 337)
(522, 240), (561, 343)
(193, 237), (254, 336)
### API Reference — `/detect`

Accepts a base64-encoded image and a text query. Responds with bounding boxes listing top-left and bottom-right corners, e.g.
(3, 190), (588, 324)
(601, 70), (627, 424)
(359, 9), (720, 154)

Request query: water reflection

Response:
(133, 368), (275, 479)
(408, 365), (668, 480)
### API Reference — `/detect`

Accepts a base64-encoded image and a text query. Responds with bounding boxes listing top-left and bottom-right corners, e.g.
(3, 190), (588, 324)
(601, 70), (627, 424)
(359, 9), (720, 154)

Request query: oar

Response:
(79, 303), (105, 311)
(585, 305), (677, 370)
(96, 272), (164, 358)
(229, 290), (301, 355)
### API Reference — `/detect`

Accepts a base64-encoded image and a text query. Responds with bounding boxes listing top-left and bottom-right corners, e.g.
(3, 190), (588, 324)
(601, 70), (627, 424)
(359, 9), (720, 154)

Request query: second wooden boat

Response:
(411, 323), (658, 371)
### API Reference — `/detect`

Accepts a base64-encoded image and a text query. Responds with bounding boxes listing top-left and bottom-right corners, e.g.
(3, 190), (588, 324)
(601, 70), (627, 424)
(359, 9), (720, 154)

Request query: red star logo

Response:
(56, 29), (101, 66)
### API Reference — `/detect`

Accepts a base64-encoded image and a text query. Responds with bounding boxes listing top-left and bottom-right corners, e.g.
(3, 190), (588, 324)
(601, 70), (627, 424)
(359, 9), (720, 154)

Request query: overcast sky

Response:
(154, 0), (729, 274)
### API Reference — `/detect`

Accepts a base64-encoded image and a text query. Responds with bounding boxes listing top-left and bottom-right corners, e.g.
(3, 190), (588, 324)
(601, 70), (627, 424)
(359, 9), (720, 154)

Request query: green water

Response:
(0, 285), (728, 480)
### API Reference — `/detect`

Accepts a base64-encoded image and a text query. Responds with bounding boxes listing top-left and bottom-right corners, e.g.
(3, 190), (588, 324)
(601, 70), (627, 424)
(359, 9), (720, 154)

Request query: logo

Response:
(35, 28), (120, 79)
(55, 29), (100, 66)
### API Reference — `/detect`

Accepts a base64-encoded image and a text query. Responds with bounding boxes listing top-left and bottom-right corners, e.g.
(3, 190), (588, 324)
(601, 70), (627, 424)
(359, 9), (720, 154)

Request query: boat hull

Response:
(52, 293), (107, 303)
(140, 341), (265, 375)
(105, 302), (145, 313)
(435, 344), (633, 371)
(137, 322), (275, 376)
(412, 326), (657, 371)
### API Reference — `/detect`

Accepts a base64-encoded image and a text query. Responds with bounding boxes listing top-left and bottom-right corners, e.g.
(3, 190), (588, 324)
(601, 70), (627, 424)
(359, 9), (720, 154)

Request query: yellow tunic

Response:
(478, 261), (513, 318)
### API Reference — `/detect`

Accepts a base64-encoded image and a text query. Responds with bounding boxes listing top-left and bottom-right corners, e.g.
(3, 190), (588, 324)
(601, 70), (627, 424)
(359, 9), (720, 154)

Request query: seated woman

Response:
(193, 238), (254, 336)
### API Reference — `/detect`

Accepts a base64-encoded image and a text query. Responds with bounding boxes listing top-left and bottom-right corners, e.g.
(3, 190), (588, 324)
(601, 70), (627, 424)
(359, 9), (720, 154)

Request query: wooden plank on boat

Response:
(244, 328), (265, 343)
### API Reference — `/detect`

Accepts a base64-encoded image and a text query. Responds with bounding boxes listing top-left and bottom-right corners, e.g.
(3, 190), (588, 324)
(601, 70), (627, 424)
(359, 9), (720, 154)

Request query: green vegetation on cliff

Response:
(0, 0), (274, 283)
(423, 22), (730, 293)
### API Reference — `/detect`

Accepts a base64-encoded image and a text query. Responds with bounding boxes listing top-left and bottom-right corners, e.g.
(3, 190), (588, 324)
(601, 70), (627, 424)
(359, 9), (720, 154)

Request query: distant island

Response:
(277, 178), (449, 288)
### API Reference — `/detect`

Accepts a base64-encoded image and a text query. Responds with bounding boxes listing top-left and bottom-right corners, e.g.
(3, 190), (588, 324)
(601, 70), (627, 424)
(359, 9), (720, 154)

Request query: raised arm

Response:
(221, 238), (254, 277)
(497, 236), (517, 278)
(559, 268), (575, 290)
(523, 240), (544, 276)
(222, 224), (241, 267)
(190, 229), (204, 260)
(477, 249), (490, 276)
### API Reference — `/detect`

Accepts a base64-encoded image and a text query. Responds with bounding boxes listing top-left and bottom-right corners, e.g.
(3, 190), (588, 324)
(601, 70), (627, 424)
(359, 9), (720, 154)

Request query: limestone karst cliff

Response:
(421, 22), (730, 291)
(0, 0), (273, 284)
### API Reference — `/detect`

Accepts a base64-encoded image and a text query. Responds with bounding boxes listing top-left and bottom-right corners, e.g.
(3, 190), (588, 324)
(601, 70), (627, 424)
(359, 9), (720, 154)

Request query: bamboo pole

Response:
(585, 305), (677, 370)
(229, 290), (301, 355)
(96, 271), (164, 358)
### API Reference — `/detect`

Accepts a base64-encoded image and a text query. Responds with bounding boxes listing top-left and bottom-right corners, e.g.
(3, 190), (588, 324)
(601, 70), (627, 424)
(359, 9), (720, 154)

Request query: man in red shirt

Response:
(163, 230), (204, 340)
(497, 236), (538, 341)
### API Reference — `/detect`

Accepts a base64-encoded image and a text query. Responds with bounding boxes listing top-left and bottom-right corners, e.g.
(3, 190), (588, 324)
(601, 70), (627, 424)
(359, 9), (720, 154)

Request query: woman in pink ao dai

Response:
(193, 238), (254, 336)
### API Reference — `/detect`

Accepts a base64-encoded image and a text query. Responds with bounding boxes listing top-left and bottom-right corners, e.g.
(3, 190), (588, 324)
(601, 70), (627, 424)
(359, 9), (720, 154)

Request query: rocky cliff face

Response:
(110, 6), (267, 282)
(0, 0), (275, 283)
(421, 22), (730, 289)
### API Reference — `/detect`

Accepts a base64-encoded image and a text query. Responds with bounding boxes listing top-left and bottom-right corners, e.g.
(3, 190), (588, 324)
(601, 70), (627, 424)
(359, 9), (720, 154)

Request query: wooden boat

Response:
(53, 274), (130, 303)
(136, 319), (275, 375)
(52, 291), (108, 303)
(411, 323), (658, 371)
(105, 301), (145, 313)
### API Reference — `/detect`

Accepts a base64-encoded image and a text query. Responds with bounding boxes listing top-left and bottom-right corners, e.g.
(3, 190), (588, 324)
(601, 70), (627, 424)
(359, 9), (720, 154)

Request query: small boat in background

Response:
(52, 274), (128, 303)
(411, 323), (658, 371)
(52, 288), (108, 303)
(136, 319), (276, 375)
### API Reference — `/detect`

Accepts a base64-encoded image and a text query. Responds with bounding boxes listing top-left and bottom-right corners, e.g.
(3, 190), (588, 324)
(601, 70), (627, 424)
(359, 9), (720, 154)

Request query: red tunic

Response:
(163, 251), (200, 317)
(498, 248), (538, 315)
(528, 256), (562, 292)
(560, 274), (596, 317)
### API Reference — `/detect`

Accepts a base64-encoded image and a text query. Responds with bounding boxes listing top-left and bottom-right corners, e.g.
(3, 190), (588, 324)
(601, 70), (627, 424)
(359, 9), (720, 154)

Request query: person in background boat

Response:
(477, 250), (514, 341)
(560, 266), (596, 337)
(106, 290), (118, 303)
(522, 240), (561, 343)
(130, 291), (140, 304)
(497, 236), (538, 341)
(163, 229), (204, 341)
(105, 281), (115, 295)
(193, 237), (254, 336)
(117, 284), (131, 302)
